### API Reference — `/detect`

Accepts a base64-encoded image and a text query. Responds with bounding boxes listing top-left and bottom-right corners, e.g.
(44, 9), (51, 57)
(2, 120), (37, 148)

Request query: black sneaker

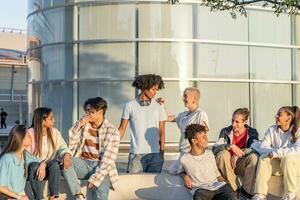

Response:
(239, 187), (254, 200)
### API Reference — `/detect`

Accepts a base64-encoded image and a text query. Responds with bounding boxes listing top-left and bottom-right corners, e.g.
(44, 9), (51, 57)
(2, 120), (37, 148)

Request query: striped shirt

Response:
(81, 128), (100, 160)
(69, 119), (120, 189)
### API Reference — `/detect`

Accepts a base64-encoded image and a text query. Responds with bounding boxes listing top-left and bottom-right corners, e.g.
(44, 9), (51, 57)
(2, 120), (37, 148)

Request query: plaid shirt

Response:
(69, 119), (120, 189)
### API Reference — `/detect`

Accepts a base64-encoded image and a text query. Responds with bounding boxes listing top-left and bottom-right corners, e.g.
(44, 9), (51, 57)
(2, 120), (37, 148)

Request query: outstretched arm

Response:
(166, 115), (176, 122)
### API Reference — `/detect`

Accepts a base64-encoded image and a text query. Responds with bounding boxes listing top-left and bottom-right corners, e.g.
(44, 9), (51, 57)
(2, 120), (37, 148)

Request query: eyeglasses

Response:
(85, 109), (100, 115)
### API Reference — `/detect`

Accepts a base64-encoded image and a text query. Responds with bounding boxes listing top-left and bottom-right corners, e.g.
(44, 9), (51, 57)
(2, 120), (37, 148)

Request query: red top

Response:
(229, 128), (248, 155)
(232, 128), (248, 149)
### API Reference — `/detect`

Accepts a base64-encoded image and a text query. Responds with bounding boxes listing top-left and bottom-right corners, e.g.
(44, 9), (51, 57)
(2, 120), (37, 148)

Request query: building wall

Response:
(0, 31), (27, 51)
(0, 30), (27, 127)
(27, 1), (300, 142)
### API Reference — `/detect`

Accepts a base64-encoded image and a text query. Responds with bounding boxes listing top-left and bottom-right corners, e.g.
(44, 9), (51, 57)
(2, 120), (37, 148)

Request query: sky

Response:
(0, 0), (27, 30)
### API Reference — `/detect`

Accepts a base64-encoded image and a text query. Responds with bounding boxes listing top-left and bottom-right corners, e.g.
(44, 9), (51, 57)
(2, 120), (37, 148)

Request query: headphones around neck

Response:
(139, 99), (151, 106)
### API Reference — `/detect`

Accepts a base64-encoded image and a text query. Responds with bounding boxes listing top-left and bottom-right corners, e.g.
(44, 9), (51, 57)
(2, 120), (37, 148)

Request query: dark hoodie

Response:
(212, 125), (259, 155)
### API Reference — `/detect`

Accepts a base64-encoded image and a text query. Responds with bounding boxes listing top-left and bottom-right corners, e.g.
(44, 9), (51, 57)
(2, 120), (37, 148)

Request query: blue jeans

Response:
(127, 152), (164, 173)
(28, 160), (61, 199)
(62, 157), (110, 200)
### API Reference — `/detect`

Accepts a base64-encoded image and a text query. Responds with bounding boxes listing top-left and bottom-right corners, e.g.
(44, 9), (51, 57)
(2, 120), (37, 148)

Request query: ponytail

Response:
(291, 106), (300, 144)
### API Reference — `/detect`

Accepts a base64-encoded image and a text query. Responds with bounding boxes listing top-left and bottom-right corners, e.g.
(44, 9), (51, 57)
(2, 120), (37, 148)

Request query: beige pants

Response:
(216, 149), (259, 194)
(254, 155), (300, 195)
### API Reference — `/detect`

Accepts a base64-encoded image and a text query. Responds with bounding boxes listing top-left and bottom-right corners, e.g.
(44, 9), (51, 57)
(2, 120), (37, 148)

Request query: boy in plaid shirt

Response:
(63, 97), (120, 200)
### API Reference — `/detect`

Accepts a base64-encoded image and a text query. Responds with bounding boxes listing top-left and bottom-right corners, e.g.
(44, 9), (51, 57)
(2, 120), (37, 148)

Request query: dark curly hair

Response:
(132, 74), (165, 90)
(184, 124), (208, 145)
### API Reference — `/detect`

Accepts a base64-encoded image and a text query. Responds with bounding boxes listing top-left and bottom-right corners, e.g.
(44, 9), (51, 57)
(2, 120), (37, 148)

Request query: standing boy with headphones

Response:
(118, 74), (167, 173)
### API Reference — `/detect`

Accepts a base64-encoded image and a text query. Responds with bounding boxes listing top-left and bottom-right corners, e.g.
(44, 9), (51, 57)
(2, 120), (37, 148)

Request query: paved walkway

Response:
(0, 125), (13, 136)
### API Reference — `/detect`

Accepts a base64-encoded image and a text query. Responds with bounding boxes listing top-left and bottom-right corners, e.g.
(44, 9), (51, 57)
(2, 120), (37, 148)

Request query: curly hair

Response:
(184, 124), (208, 145)
(132, 74), (165, 90)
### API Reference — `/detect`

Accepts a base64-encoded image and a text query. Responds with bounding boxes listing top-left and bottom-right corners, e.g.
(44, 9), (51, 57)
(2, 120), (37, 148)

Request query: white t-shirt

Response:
(41, 135), (50, 160)
(122, 98), (167, 154)
(178, 150), (226, 195)
(256, 125), (300, 158)
(175, 107), (209, 152)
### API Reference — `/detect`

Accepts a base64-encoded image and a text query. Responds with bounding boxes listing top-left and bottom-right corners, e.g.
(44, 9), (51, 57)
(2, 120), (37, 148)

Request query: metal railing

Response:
(0, 27), (26, 34)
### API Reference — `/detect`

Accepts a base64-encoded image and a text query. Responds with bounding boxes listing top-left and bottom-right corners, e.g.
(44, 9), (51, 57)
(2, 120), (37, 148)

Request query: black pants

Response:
(193, 184), (236, 200)
(28, 160), (61, 199)
(0, 120), (6, 129)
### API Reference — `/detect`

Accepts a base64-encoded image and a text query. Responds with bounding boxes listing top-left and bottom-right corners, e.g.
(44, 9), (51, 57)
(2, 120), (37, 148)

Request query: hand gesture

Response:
(36, 162), (46, 181)
(87, 181), (95, 189)
(217, 176), (225, 182)
(79, 114), (92, 128)
(156, 97), (165, 105)
(183, 175), (193, 189)
(229, 144), (244, 158)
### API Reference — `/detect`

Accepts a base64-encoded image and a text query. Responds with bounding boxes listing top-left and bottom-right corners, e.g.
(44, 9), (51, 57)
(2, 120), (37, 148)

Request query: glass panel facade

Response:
(296, 15), (300, 46)
(42, 82), (73, 138)
(251, 83), (292, 137)
(79, 43), (135, 79)
(79, 4), (135, 40)
(27, 0), (68, 13)
(27, 7), (73, 45)
(296, 50), (300, 80)
(42, 45), (74, 80)
(197, 7), (248, 41)
(27, 0), (300, 143)
(197, 44), (249, 79)
(78, 81), (134, 141)
(249, 10), (291, 45)
(139, 4), (193, 38)
(250, 47), (291, 80)
(199, 82), (250, 140)
(139, 43), (193, 78)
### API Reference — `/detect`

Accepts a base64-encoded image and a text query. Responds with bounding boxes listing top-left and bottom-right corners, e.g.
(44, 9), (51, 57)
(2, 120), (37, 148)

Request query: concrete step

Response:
(25, 173), (300, 200)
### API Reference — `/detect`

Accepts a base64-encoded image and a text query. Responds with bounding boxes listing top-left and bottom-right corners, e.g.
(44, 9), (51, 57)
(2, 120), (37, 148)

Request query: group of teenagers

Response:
(0, 74), (299, 200)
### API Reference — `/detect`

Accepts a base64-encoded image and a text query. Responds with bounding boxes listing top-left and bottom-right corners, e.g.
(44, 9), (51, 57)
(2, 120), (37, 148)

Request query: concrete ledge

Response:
(25, 173), (192, 200)
(25, 173), (300, 200)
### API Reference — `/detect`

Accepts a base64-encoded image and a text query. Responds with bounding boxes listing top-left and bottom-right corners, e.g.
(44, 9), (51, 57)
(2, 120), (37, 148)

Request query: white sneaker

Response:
(281, 193), (296, 200)
(251, 194), (266, 200)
